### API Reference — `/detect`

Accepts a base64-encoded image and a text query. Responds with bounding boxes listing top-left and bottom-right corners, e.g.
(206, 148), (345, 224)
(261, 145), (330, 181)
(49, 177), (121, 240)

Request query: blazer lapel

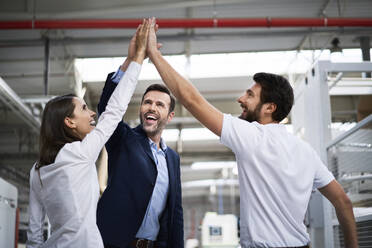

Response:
(165, 150), (176, 210)
(134, 125), (156, 165)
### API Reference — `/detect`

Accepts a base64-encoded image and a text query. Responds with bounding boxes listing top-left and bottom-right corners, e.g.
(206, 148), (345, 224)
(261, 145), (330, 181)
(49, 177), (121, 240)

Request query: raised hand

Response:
(120, 20), (146, 70)
(147, 17), (161, 58)
(133, 19), (150, 64)
(127, 25), (140, 60)
(121, 18), (159, 69)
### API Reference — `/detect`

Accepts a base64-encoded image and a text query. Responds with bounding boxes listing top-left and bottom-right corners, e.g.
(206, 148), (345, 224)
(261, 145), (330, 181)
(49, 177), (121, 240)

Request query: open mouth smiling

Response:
(144, 113), (159, 124)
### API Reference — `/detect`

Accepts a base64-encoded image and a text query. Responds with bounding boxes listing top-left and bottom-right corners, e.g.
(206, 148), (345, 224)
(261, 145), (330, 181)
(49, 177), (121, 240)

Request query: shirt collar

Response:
(148, 138), (167, 152)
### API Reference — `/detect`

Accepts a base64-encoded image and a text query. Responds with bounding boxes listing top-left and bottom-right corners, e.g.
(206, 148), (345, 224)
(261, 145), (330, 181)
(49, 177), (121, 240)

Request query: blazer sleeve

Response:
(79, 62), (141, 161)
(97, 72), (128, 153)
(172, 155), (184, 248)
(26, 171), (46, 248)
(97, 72), (116, 116)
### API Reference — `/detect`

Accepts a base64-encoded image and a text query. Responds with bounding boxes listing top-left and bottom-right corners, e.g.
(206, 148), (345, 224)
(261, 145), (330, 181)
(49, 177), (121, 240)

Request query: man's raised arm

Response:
(318, 180), (358, 247)
(147, 18), (223, 136)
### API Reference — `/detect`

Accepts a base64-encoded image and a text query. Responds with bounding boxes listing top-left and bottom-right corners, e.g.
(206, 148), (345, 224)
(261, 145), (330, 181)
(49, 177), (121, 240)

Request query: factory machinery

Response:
(200, 212), (239, 248)
(0, 177), (18, 248)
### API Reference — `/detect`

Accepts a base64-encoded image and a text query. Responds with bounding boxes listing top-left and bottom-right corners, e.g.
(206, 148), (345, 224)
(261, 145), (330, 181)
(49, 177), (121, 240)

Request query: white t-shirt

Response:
(26, 62), (141, 248)
(220, 114), (334, 248)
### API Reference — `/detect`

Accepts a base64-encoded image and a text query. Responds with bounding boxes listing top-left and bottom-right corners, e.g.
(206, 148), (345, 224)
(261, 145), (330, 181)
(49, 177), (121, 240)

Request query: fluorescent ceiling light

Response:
(75, 49), (371, 83)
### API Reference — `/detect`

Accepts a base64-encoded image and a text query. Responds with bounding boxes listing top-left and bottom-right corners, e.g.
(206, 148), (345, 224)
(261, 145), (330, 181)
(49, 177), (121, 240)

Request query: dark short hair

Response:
(37, 94), (81, 168)
(141, 84), (175, 113)
(253, 72), (294, 122)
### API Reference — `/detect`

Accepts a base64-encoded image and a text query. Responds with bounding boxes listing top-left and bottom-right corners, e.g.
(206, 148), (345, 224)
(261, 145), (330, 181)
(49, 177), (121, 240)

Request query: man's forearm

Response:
(335, 201), (358, 247)
(319, 180), (358, 247)
(149, 50), (202, 110)
(149, 49), (223, 136)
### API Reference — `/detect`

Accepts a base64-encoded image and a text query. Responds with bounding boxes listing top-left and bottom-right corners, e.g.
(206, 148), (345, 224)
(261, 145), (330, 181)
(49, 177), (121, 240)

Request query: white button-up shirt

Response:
(26, 62), (141, 248)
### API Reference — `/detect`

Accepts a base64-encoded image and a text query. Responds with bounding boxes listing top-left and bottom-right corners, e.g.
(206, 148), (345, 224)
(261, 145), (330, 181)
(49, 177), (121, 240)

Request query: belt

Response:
(129, 239), (154, 248)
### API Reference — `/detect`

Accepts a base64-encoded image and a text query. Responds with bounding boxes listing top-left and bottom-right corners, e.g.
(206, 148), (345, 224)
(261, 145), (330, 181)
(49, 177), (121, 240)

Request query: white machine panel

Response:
(0, 177), (18, 248)
(201, 212), (239, 248)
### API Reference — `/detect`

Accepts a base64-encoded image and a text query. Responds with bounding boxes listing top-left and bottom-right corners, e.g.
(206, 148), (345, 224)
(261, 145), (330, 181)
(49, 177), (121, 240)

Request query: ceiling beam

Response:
(0, 77), (40, 133)
(296, 0), (335, 51)
(0, 0), (250, 19)
(1, 28), (371, 49)
(0, 73), (75, 80)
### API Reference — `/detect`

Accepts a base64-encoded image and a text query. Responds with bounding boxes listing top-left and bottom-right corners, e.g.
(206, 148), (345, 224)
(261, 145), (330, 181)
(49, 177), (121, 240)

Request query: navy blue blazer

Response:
(96, 73), (184, 248)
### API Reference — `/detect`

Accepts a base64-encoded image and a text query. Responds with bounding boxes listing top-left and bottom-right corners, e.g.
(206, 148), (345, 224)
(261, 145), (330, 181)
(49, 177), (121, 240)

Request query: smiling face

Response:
(237, 83), (264, 123)
(64, 97), (96, 139)
(139, 90), (174, 137)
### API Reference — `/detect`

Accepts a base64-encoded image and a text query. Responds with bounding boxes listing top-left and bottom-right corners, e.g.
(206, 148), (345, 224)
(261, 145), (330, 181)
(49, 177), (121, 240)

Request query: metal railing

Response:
(327, 114), (372, 247)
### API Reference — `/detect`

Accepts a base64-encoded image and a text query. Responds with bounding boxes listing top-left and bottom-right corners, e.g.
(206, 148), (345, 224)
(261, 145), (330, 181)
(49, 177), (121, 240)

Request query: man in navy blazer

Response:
(96, 33), (184, 248)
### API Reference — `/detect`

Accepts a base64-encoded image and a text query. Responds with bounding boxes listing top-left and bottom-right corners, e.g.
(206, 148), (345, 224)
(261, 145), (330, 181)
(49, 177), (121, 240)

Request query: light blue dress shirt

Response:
(111, 68), (170, 241)
(136, 138), (169, 240)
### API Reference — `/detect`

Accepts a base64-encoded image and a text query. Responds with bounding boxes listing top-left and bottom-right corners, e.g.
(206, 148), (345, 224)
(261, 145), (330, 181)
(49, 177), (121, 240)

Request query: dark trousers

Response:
(274, 245), (309, 248)
(104, 241), (158, 248)
(104, 244), (120, 248)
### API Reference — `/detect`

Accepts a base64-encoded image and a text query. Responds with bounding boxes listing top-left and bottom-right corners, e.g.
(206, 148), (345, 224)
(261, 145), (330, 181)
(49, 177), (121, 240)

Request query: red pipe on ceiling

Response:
(1, 18), (372, 29)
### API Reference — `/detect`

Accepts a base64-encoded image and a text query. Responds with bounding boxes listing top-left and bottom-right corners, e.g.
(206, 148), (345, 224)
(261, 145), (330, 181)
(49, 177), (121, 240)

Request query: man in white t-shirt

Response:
(143, 19), (358, 248)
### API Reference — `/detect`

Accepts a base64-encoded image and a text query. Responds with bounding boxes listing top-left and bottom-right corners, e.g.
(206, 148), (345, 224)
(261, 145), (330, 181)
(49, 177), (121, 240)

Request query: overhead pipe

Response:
(1, 18), (372, 29)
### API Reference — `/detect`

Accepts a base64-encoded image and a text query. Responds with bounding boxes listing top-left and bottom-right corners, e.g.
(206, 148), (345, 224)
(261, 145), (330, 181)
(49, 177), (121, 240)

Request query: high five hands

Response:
(132, 19), (150, 64)
(129, 18), (162, 65)
(147, 17), (161, 59)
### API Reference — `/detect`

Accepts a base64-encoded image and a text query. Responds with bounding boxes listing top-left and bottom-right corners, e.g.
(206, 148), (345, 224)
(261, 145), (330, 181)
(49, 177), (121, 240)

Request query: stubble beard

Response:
(239, 102), (262, 123)
(140, 114), (168, 137)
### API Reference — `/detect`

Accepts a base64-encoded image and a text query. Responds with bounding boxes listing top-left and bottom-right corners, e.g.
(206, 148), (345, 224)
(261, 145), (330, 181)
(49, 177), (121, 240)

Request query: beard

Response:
(239, 102), (262, 122)
(140, 112), (168, 137)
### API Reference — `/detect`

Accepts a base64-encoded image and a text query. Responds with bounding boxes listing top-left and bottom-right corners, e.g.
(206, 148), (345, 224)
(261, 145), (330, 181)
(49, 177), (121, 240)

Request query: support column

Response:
(359, 36), (371, 78)
(305, 61), (334, 248)
(358, 37), (372, 121)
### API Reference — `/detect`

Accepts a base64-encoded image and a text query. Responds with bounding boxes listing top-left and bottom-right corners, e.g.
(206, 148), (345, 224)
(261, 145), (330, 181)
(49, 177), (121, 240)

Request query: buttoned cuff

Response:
(111, 67), (125, 84)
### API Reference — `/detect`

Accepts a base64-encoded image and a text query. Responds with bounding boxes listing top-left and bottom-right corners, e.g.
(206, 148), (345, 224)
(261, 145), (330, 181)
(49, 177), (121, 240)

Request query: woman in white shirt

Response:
(26, 19), (152, 248)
